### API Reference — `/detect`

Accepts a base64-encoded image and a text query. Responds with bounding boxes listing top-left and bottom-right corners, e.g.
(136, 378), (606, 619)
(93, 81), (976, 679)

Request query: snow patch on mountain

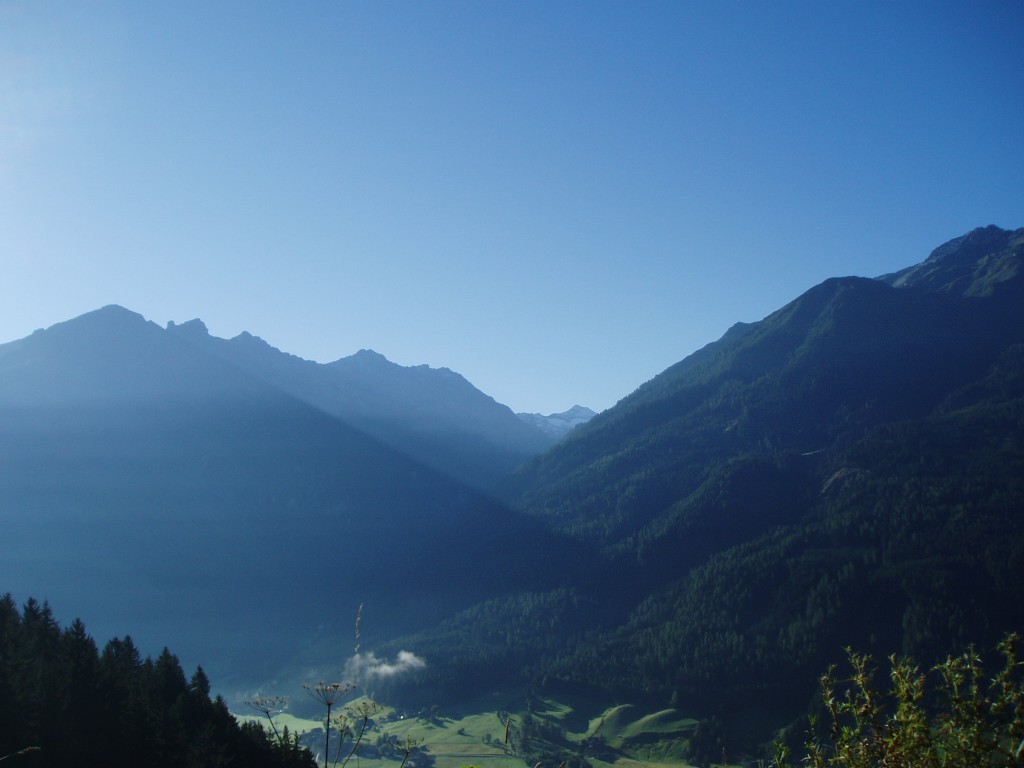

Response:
(517, 405), (597, 440)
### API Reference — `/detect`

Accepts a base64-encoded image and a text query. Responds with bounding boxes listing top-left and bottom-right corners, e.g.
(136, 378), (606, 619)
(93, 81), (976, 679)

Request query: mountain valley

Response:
(2, 225), (1022, 763)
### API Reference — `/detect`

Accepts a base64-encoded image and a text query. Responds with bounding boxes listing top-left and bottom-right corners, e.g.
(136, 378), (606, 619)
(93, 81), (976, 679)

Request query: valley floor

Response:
(237, 696), (709, 768)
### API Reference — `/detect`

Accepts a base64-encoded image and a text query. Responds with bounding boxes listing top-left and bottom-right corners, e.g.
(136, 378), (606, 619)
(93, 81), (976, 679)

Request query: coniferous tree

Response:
(0, 594), (316, 768)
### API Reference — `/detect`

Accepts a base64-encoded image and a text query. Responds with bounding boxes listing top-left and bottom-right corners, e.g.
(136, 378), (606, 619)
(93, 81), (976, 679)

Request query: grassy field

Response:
(236, 694), (706, 768)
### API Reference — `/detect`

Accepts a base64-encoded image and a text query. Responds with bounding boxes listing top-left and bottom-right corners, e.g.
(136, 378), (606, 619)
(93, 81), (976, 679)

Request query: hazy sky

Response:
(2, 2), (1021, 413)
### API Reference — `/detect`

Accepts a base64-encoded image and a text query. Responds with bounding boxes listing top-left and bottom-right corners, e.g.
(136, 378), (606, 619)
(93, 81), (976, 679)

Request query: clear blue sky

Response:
(2, 1), (1021, 414)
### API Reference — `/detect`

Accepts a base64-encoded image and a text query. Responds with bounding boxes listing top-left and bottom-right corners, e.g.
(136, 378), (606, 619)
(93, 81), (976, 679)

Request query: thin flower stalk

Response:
(303, 682), (355, 768)
(245, 695), (288, 747)
(338, 699), (382, 768)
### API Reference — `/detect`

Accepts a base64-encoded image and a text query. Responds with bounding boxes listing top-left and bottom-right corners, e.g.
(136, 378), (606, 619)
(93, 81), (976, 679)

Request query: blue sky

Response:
(2, 1), (1021, 413)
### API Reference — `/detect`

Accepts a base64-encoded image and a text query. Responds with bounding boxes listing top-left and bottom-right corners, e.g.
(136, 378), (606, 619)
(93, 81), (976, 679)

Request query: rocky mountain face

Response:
(879, 223), (1023, 296)
(516, 404), (597, 440)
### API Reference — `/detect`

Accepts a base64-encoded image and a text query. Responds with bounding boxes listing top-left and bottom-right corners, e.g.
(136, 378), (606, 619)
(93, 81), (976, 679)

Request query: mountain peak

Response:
(878, 224), (1023, 296)
(326, 348), (403, 374)
(35, 304), (162, 347)
(166, 318), (209, 337)
(350, 348), (392, 364)
(517, 404), (597, 440)
(72, 304), (150, 327)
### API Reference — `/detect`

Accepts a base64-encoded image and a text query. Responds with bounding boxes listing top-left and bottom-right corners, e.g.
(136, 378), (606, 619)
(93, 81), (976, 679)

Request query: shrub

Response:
(775, 633), (1024, 767)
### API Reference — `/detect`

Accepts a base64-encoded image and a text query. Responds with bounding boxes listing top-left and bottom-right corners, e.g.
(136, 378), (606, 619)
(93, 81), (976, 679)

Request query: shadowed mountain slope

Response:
(0, 306), (590, 689)
(505, 227), (1023, 553)
(162, 319), (554, 489)
(3, 226), (1022, 756)
(390, 226), (1024, 747)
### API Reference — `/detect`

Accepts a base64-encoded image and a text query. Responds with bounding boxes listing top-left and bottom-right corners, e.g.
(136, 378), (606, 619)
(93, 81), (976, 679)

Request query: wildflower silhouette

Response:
(394, 735), (421, 768)
(246, 695), (289, 746)
(303, 682), (355, 768)
(337, 699), (382, 768)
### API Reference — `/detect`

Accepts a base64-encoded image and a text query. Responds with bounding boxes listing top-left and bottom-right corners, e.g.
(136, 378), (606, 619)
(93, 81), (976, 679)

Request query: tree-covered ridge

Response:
(0, 595), (314, 768)
(383, 226), (1024, 747)
(372, 337), (1023, 755)
(371, 588), (604, 707)
(532, 344), (1024, 720)
(506, 268), (1020, 547)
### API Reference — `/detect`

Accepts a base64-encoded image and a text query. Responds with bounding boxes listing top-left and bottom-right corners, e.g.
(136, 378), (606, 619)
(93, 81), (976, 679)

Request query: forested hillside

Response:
(3, 226), (1021, 755)
(0, 595), (313, 768)
(382, 226), (1024, 746)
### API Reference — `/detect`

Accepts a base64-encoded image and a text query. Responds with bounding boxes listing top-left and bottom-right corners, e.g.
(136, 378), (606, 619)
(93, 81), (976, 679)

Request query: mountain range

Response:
(14, 308), (580, 488)
(2, 224), (1022, 755)
(0, 306), (593, 683)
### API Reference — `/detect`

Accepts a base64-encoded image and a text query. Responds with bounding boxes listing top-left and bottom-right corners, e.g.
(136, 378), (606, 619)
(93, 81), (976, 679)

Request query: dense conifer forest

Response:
(0, 594), (314, 768)
(376, 228), (1024, 745)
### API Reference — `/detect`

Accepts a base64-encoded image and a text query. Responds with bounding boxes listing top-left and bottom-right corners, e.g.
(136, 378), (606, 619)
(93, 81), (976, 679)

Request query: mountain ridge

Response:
(0, 305), (584, 489)
(3, 225), (1022, 759)
(165, 320), (560, 488)
(0, 313), (594, 688)
(386, 224), (1024, 751)
(879, 224), (1023, 295)
(517, 404), (597, 439)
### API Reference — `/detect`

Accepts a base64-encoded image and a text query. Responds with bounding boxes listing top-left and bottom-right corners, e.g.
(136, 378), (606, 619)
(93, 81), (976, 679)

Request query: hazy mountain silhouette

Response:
(3, 226), (1022, 749)
(161, 320), (556, 489)
(0, 307), (591, 689)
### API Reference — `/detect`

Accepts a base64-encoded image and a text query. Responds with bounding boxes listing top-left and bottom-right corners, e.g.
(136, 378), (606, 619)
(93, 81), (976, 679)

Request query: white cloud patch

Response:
(345, 651), (426, 682)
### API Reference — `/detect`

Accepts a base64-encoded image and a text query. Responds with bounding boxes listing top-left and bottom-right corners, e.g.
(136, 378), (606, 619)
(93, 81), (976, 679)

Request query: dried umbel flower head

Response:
(245, 695), (288, 718)
(348, 699), (382, 719)
(331, 712), (354, 740)
(334, 698), (383, 768)
(303, 681), (355, 707)
(303, 682), (356, 768)
(396, 736), (422, 768)
(244, 696), (289, 745)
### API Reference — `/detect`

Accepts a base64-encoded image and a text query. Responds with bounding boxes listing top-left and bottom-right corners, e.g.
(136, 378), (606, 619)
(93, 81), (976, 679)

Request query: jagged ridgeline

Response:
(1, 225), (1022, 752)
(0, 303), (592, 690)
(391, 226), (1024, 731)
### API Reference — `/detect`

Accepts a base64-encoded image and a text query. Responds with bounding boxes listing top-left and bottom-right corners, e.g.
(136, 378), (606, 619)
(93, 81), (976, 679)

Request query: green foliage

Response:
(504, 710), (593, 768)
(776, 635), (1024, 767)
(387, 344), (1024, 748)
(438, 249), (1024, 751)
(0, 595), (315, 768)
(375, 589), (601, 705)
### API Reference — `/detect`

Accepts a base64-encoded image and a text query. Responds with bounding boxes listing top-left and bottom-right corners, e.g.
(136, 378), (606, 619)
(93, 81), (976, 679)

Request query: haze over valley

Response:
(3, 225), (1023, 763)
(3, 3), (1023, 765)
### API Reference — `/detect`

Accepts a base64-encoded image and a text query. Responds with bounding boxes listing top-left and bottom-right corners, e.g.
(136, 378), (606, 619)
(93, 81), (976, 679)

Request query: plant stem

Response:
(324, 702), (333, 768)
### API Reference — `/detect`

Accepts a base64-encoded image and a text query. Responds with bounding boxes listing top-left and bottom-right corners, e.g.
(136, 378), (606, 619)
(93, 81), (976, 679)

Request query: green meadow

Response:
(238, 694), (707, 768)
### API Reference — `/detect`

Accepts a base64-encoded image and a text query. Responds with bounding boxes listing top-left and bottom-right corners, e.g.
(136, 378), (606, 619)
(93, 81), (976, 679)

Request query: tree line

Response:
(0, 594), (314, 768)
